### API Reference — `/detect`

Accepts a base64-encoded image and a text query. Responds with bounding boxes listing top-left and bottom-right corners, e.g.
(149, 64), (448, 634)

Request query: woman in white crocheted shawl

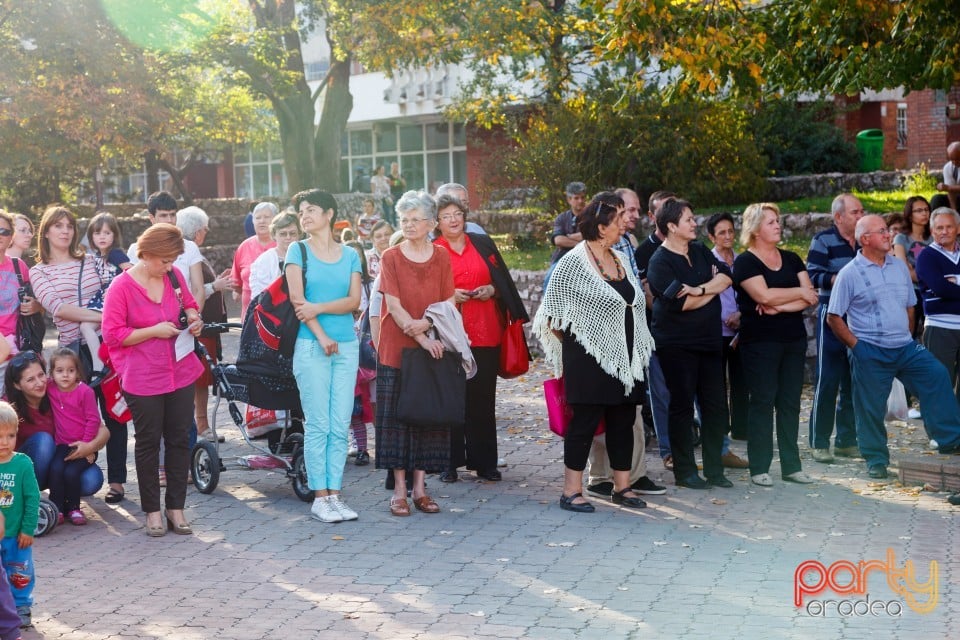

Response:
(534, 192), (653, 513)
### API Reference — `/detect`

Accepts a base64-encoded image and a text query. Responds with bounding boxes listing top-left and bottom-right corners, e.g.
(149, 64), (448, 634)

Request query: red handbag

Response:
(98, 344), (131, 423)
(543, 377), (605, 438)
(498, 312), (530, 379)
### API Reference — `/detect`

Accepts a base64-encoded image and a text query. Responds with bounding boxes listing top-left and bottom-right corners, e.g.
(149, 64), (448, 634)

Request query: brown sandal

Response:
(389, 497), (410, 517)
(413, 495), (440, 513)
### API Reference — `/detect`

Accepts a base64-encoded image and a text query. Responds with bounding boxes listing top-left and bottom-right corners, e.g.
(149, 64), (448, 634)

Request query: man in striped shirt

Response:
(806, 193), (863, 463)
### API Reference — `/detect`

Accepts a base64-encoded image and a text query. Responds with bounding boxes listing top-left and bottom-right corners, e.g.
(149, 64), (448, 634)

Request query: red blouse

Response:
(435, 235), (502, 347)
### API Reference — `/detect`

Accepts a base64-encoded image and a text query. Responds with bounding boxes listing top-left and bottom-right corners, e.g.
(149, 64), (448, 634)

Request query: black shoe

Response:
(439, 469), (459, 483)
(631, 476), (666, 495)
(586, 481), (614, 498)
(948, 493), (960, 506)
(867, 464), (888, 479)
(355, 450), (370, 466)
(706, 475), (734, 488)
(611, 488), (647, 509)
(939, 441), (960, 455)
(676, 474), (709, 489)
(559, 493), (595, 513)
(476, 468), (501, 481)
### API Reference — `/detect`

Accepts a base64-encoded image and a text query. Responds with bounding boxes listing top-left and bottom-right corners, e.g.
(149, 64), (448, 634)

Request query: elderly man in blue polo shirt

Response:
(826, 215), (960, 479)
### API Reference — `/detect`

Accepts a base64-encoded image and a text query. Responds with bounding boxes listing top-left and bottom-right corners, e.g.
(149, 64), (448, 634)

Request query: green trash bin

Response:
(856, 129), (884, 172)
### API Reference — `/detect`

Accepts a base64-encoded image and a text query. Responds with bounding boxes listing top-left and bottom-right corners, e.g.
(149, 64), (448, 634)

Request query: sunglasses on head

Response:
(10, 350), (40, 370)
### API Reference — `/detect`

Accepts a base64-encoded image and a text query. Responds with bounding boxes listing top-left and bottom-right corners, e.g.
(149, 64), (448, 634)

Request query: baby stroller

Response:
(190, 323), (312, 502)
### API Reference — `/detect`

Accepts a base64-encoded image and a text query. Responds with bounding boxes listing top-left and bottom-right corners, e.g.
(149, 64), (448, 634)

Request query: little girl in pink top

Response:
(46, 349), (101, 526)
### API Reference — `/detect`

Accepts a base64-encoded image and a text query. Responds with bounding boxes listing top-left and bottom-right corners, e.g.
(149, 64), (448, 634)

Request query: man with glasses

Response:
(806, 193), (863, 463)
(827, 215), (960, 479)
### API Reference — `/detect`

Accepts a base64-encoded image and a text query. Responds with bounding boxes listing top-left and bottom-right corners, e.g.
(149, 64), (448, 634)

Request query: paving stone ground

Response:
(23, 330), (957, 640)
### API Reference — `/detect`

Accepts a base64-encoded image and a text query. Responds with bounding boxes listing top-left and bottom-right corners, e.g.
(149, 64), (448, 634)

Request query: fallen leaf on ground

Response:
(653, 541), (667, 546)
(343, 613), (360, 619)
(710, 498), (727, 505)
(733, 549), (748, 554)
(332, 535), (344, 541)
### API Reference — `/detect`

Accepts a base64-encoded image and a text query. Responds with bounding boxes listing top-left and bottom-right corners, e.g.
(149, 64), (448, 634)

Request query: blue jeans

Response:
(293, 338), (359, 492)
(848, 339), (960, 467)
(809, 304), (857, 449)
(0, 537), (33, 609)
(18, 432), (103, 497)
(647, 352), (672, 459)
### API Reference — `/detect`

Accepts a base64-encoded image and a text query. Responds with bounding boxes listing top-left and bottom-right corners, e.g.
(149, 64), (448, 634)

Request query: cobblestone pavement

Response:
(24, 333), (957, 639)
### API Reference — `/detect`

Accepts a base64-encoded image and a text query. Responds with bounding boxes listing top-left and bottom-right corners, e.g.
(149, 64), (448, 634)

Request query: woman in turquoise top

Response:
(287, 189), (362, 524)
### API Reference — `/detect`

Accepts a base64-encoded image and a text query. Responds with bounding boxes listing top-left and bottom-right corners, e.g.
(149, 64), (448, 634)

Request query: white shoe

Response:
(347, 445), (359, 457)
(783, 471), (814, 484)
(751, 473), (773, 487)
(497, 457), (507, 467)
(311, 496), (343, 523)
(930, 439), (939, 450)
(908, 408), (922, 419)
(328, 494), (358, 521)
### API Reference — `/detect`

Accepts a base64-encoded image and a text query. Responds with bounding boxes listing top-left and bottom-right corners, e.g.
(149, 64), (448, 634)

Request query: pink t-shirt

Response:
(101, 267), (203, 396)
(231, 236), (276, 318)
(47, 382), (100, 445)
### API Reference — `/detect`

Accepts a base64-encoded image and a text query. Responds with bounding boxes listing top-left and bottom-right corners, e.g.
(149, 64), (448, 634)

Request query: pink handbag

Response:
(543, 377), (605, 438)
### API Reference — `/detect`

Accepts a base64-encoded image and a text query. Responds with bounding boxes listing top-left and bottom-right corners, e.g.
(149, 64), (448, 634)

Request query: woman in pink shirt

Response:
(102, 224), (204, 538)
(231, 202), (277, 318)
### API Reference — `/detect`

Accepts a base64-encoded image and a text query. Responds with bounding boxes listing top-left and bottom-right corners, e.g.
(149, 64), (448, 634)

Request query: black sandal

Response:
(611, 488), (647, 509)
(559, 492), (595, 513)
(104, 488), (125, 504)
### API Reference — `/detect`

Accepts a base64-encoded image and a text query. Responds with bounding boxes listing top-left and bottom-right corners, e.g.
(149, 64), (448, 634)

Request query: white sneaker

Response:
(908, 408), (922, 419)
(497, 457), (506, 467)
(347, 445), (359, 457)
(310, 496), (343, 523)
(328, 494), (358, 521)
(930, 439), (939, 450)
(783, 471), (814, 484)
(751, 473), (773, 487)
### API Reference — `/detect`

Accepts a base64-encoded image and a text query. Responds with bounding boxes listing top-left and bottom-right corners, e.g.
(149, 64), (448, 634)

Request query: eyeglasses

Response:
(399, 217), (428, 227)
(912, 207), (931, 214)
(0, 228), (12, 237)
(439, 212), (465, 222)
(10, 350), (40, 370)
(861, 228), (891, 238)
(275, 230), (301, 239)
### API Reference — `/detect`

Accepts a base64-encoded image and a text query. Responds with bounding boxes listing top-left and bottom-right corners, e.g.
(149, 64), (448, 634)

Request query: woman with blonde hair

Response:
(733, 203), (819, 487)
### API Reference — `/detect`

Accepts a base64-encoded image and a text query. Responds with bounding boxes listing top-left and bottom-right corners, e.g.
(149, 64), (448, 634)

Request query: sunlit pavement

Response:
(28, 332), (956, 639)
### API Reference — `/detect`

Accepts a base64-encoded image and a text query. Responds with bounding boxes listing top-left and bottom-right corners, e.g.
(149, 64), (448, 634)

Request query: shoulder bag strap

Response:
(11, 258), (24, 287)
(167, 270), (188, 326)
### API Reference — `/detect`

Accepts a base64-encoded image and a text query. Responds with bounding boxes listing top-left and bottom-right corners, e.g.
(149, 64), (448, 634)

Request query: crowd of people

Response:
(2, 171), (960, 630)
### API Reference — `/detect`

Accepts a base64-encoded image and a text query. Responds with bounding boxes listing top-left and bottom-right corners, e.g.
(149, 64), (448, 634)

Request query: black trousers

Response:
(450, 346), (500, 471)
(656, 345), (726, 482)
(722, 335), (749, 440)
(125, 384), (194, 513)
(564, 403), (637, 472)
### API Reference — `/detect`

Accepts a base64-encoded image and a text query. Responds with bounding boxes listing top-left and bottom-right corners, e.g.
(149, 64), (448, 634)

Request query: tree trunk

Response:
(313, 56), (353, 192)
(275, 92), (317, 194)
(145, 150), (160, 195)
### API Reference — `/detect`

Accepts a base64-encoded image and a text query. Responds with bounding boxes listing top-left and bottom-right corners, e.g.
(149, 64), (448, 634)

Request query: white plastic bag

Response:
(885, 378), (909, 421)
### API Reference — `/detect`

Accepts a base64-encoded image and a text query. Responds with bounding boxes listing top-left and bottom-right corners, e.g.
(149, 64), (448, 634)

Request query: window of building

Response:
(304, 60), (330, 82)
(234, 142), (287, 199)
(896, 104), (907, 149)
(342, 122), (467, 194)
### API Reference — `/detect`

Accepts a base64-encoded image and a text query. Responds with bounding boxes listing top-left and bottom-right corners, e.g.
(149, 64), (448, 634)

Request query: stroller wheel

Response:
(192, 441), (221, 494)
(290, 447), (312, 503)
(35, 498), (59, 537)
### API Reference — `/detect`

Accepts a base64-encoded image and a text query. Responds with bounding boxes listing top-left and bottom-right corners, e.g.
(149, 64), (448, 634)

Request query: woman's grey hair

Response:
(176, 206), (209, 241)
(253, 201), (279, 217)
(931, 206), (960, 227)
(395, 190), (437, 221)
(269, 212), (301, 237)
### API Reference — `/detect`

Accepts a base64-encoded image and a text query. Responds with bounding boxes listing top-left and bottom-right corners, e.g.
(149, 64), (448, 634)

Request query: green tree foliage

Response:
(750, 99), (859, 176)
(493, 91), (767, 211)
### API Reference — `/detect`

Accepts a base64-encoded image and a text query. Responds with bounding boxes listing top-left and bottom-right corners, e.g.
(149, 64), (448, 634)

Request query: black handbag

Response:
(396, 347), (466, 429)
(12, 258), (45, 354)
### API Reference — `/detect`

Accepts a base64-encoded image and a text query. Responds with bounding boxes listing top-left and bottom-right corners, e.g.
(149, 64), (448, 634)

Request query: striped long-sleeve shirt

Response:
(806, 226), (858, 303)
